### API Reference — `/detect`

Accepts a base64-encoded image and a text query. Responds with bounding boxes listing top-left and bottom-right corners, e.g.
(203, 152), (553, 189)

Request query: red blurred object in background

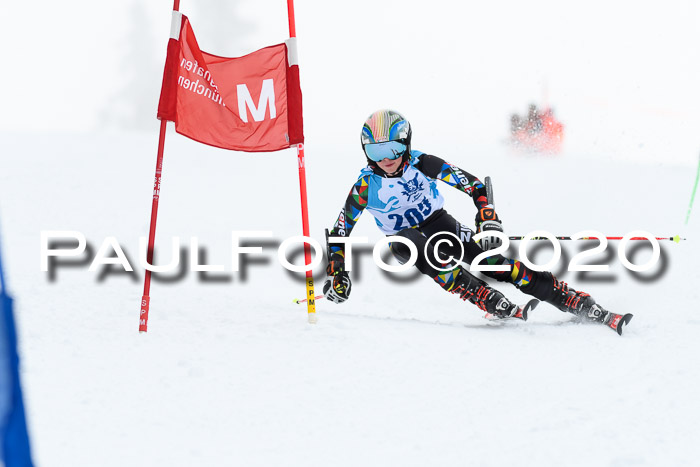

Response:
(510, 104), (564, 154)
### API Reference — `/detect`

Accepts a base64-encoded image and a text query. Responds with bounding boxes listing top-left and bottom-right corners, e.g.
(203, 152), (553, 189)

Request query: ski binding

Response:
(484, 298), (539, 322)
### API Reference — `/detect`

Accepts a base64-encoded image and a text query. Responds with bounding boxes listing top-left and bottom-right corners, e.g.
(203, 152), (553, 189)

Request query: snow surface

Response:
(2, 0), (700, 465)
(0, 129), (699, 466)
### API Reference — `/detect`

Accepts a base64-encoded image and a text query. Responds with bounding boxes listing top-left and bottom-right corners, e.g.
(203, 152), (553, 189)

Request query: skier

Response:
(323, 109), (632, 334)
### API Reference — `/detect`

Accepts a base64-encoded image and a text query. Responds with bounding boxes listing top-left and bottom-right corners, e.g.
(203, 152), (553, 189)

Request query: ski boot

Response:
(436, 267), (531, 320)
(547, 276), (632, 335)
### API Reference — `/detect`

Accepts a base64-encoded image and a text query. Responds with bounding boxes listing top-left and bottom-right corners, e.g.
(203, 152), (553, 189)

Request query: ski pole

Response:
(507, 235), (685, 242)
(293, 295), (324, 305)
(485, 176), (494, 206)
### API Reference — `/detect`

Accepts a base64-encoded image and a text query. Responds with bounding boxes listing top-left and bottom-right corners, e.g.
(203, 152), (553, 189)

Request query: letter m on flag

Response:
(237, 79), (276, 123)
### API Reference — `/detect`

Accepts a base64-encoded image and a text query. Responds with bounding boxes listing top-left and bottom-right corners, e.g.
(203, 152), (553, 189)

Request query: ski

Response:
(484, 298), (539, 322)
(604, 312), (633, 336)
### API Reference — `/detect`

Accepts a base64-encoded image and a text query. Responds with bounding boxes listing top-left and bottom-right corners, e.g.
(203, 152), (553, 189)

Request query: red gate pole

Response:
(139, 120), (166, 333)
(287, 0), (317, 324)
(139, 0), (181, 333)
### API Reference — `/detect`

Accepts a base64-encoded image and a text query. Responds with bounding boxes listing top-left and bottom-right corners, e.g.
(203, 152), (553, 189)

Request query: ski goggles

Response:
(364, 141), (407, 162)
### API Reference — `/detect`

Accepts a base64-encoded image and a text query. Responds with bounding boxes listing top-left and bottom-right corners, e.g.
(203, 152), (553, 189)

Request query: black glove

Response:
(475, 207), (504, 251)
(323, 271), (352, 304)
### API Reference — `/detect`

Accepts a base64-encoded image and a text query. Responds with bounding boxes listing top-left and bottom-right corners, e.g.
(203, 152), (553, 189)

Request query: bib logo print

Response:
(398, 173), (424, 202)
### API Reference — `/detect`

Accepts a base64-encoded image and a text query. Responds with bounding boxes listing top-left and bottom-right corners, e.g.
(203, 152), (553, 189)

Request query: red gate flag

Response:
(157, 12), (304, 152)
